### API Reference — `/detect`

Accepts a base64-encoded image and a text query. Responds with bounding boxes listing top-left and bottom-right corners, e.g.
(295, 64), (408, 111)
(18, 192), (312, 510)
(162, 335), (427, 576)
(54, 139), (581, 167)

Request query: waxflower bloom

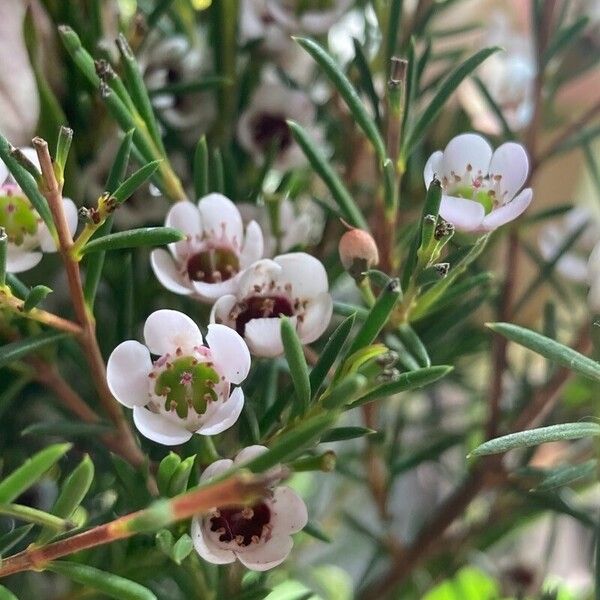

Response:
(211, 253), (332, 357)
(150, 194), (264, 302)
(423, 133), (533, 233)
(0, 150), (77, 273)
(106, 309), (251, 445)
(237, 81), (317, 171)
(191, 445), (308, 570)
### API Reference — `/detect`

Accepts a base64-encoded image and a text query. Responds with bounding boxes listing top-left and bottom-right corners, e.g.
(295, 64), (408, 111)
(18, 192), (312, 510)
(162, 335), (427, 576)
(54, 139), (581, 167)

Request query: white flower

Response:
(237, 81), (317, 171)
(0, 149), (77, 273)
(238, 197), (324, 257)
(423, 133), (533, 233)
(265, 0), (352, 35)
(191, 445), (308, 571)
(150, 194), (264, 303)
(211, 252), (333, 357)
(539, 207), (600, 284)
(106, 309), (251, 446)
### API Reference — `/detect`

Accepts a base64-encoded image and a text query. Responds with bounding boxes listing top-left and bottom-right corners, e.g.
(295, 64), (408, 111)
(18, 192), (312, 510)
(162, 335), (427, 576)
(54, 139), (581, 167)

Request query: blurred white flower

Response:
(0, 149), (77, 273)
(238, 197), (324, 257)
(424, 133), (533, 233)
(265, 0), (352, 35)
(237, 81), (317, 171)
(539, 207), (600, 283)
(106, 310), (251, 446)
(191, 445), (308, 570)
(150, 193), (264, 303)
(211, 253), (333, 357)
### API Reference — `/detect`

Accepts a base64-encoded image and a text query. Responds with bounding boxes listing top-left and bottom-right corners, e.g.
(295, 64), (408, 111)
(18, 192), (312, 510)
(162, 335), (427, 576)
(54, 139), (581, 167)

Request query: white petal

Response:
(423, 150), (443, 188)
(197, 387), (244, 436)
(274, 252), (329, 298)
(210, 295), (238, 327)
(489, 141), (529, 200)
(244, 317), (285, 357)
(191, 276), (241, 303)
(17, 148), (40, 172)
(438, 195), (485, 232)
(143, 309), (203, 356)
(234, 445), (268, 466)
(240, 220), (264, 268)
(37, 198), (78, 252)
(481, 188), (533, 231)
(206, 324), (251, 384)
(150, 249), (193, 296)
(198, 194), (243, 248)
(191, 518), (236, 565)
(0, 159), (8, 184)
(297, 292), (333, 344)
(64, 198), (79, 237)
(556, 254), (588, 283)
(237, 535), (293, 571)
(5, 247), (42, 273)
(165, 201), (202, 260)
(270, 486), (308, 534)
(442, 133), (492, 179)
(237, 259), (282, 299)
(200, 458), (234, 483)
(106, 341), (152, 408)
(132, 406), (193, 446)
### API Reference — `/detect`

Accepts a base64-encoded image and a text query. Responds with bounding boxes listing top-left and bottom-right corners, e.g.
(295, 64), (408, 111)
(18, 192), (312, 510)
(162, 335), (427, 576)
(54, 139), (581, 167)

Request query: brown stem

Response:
(32, 137), (145, 471)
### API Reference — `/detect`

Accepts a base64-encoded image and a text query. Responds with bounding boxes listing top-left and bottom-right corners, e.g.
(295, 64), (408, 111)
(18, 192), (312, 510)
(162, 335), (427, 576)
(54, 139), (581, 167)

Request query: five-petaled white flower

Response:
(191, 445), (308, 571)
(0, 148), (77, 273)
(150, 193), (264, 303)
(237, 81), (317, 171)
(210, 253), (332, 357)
(423, 133), (533, 233)
(106, 309), (251, 446)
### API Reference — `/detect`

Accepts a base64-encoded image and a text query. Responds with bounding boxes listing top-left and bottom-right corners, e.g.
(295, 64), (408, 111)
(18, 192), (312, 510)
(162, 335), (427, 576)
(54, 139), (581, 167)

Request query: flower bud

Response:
(339, 228), (379, 278)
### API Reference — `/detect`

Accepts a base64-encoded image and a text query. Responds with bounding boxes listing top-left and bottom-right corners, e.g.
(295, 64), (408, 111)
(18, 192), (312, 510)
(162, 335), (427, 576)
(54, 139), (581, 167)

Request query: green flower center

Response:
(0, 193), (38, 245)
(448, 184), (495, 214)
(154, 356), (220, 419)
(187, 248), (240, 283)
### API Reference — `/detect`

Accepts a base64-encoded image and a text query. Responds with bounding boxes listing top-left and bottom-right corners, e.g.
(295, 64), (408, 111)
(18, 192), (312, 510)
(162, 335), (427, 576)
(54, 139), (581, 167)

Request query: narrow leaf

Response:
(0, 332), (68, 370)
(82, 227), (184, 254)
(281, 317), (311, 413)
(157, 452), (181, 497)
(321, 426), (376, 442)
(23, 285), (52, 312)
(112, 161), (161, 205)
(194, 136), (209, 199)
(167, 455), (196, 497)
(536, 459), (597, 492)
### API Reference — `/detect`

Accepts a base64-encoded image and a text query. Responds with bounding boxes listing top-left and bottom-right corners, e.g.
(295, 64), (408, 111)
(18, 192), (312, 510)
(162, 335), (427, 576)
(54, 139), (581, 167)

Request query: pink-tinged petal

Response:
(244, 317), (286, 357)
(237, 259), (282, 299)
(150, 249), (193, 296)
(274, 252), (329, 298)
(439, 195), (486, 232)
(270, 486), (308, 534)
(206, 324), (251, 384)
(480, 188), (533, 231)
(5, 247), (42, 273)
(191, 518), (236, 565)
(442, 133), (492, 179)
(198, 194), (243, 248)
(240, 220), (264, 268)
(297, 292), (333, 344)
(196, 387), (244, 436)
(234, 445), (268, 467)
(199, 458), (234, 483)
(489, 141), (529, 200)
(132, 406), (192, 446)
(210, 294), (238, 327)
(143, 309), (203, 356)
(107, 340), (152, 408)
(237, 535), (293, 571)
(423, 150), (443, 188)
(191, 276), (241, 303)
(165, 200), (202, 260)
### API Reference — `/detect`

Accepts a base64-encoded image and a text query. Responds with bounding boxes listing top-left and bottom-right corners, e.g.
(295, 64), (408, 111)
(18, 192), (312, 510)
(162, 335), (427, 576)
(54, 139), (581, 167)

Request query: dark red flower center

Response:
(209, 502), (271, 546)
(235, 295), (294, 336)
(252, 113), (292, 153)
(186, 248), (240, 284)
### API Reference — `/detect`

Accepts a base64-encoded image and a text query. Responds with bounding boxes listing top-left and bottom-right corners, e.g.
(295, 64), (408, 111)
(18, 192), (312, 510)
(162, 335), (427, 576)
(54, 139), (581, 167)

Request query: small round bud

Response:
(339, 228), (379, 278)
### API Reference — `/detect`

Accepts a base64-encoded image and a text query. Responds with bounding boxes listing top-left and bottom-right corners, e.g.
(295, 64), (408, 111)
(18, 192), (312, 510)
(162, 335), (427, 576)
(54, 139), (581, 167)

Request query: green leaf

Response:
(322, 374), (368, 410)
(487, 322), (600, 382)
(172, 533), (193, 565)
(194, 136), (209, 199)
(471, 423), (600, 457)
(155, 529), (174, 556)
(384, 0), (404, 73)
(352, 39), (381, 127)
(536, 459), (597, 492)
(82, 227), (184, 254)
(0, 584), (19, 600)
(106, 130), (135, 193)
(0, 503), (73, 532)
(543, 16), (589, 66)
(403, 47), (501, 155)
(21, 421), (111, 438)
(472, 76), (514, 139)
(349, 365), (453, 408)
(302, 520), (331, 543)
(111, 161), (162, 205)
(396, 324), (430, 368)
(295, 37), (386, 163)
(210, 148), (225, 194)
(423, 566), (499, 600)
(157, 452), (181, 497)
(287, 121), (367, 229)
(167, 455), (196, 496)
(23, 285), (53, 312)
(0, 331), (68, 370)
(281, 317), (311, 413)
(0, 444), (71, 504)
(321, 426), (376, 442)
(47, 561), (157, 600)
(0, 524), (33, 555)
